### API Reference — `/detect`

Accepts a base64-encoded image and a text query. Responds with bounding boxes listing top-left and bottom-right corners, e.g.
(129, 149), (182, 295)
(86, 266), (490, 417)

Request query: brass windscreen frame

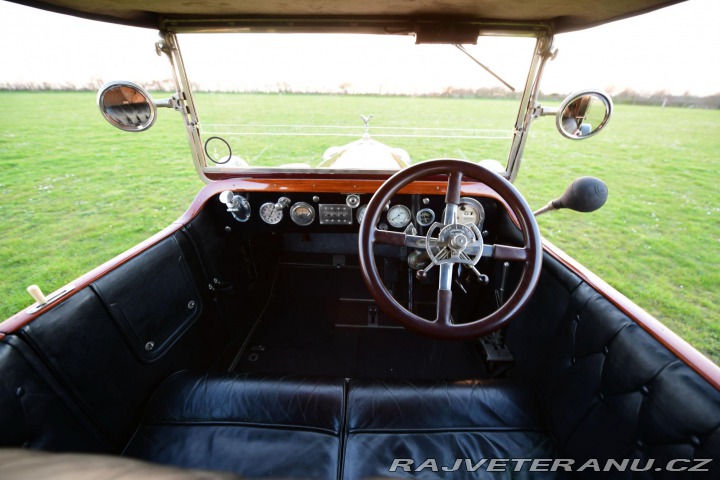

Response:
(156, 19), (554, 182)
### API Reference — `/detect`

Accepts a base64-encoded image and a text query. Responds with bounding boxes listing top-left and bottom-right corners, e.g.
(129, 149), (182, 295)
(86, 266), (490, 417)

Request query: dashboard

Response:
(217, 190), (498, 238)
(210, 184), (518, 324)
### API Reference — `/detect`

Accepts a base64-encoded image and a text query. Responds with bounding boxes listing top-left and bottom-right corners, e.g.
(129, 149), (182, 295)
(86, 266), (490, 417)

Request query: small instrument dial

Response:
(290, 202), (316, 226)
(416, 208), (435, 227)
(387, 204), (412, 229)
(259, 202), (284, 224)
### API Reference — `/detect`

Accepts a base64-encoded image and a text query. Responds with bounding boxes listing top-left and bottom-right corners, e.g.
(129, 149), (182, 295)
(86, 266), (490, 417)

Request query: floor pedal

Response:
(479, 334), (514, 376)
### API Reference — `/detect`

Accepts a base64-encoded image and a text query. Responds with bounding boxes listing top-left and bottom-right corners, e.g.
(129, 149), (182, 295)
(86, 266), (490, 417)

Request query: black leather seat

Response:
(507, 257), (720, 477)
(124, 372), (346, 479)
(125, 372), (559, 479)
(343, 378), (560, 479)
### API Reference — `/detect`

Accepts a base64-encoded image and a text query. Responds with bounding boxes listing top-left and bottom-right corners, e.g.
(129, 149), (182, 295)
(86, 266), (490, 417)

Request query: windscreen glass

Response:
(178, 33), (535, 171)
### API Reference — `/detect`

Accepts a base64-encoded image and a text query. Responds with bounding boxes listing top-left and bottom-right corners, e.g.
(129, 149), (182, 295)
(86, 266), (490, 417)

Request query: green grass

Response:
(518, 104), (720, 359)
(195, 93), (517, 165)
(1, 91), (718, 363)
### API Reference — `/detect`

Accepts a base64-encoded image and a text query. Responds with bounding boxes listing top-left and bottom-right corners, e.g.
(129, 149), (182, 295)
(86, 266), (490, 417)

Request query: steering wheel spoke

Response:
(373, 229), (441, 250)
(445, 171), (463, 206)
(438, 262), (454, 291)
(372, 229), (406, 246)
(482, 244), (529, 261)
(436, 289), (454, 326)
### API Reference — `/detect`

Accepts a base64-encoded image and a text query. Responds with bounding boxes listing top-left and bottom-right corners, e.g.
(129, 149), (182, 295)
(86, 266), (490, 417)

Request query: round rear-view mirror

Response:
(97, 81), (157, 132)
(556, 90), (613, 140)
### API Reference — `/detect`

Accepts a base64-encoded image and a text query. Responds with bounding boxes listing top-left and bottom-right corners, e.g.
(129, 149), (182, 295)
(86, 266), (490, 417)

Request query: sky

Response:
(0, 0), (718, 96)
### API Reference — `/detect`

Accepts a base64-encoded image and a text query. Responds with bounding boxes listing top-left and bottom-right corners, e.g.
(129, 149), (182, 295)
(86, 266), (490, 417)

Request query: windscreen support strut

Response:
(505, 32), (557, 183)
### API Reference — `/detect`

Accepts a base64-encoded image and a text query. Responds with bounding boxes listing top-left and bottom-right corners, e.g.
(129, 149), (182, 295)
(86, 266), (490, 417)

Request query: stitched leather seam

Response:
(347, 426), (548, 434)
(337, 378), (350, 480)
(142, 420), (340, 436)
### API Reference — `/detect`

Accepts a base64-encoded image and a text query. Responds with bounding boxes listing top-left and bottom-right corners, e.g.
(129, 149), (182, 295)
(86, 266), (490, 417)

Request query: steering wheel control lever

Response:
(359, 159), (542, 340)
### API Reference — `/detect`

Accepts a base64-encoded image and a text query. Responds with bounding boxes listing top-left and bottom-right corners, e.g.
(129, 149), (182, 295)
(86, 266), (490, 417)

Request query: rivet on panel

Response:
(145, 341), (155, 351)
(188, 300), (196, 309)
(15, 387), (25, 398)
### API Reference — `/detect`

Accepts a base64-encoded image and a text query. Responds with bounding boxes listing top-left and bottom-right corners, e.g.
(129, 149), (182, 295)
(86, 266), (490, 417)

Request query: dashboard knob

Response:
(219, 191), (251, 222)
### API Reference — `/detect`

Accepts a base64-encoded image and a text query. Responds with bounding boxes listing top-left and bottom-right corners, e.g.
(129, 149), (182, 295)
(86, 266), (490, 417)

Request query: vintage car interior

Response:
(2, 0), (719, 478)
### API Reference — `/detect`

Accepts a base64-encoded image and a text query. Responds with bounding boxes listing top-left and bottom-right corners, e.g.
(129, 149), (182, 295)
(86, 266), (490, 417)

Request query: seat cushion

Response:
(124, 371), (345, 479)
(343, 378), (561, 479)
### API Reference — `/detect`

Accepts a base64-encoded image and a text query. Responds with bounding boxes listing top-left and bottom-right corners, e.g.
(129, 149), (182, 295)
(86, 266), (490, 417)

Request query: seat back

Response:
(124, 372), (345, 479)
(507, 254), (720, 476)
(344, 378), (561, 479)
(0, 336), (110, 452)
(125, 373), (560, 479)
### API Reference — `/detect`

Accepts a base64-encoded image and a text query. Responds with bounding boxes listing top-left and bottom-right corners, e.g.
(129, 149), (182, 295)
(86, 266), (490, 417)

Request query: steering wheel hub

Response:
(426, 222), (483, 266)
(450, 233), (468, 250)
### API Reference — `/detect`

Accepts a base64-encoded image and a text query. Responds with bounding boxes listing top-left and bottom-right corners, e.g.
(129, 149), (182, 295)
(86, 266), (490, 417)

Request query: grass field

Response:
(1, 91), (718, 362)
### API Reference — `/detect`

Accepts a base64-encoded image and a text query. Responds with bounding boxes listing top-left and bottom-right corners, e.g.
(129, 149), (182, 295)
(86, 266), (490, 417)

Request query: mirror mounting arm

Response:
(155, 95), (181, 111)
(536, 105), (559, 117)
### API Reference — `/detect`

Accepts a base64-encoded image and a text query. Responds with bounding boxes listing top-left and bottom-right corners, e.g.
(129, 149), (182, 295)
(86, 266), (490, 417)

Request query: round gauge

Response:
(259, 202), (284, 224)
(290, 202), (316, 226)
(387, 204), (412, 229)
(457, 198), (485, 227)
(443, 197), (486, 227)
(416, 208), (435, 227)
(356, 204), (368, 224)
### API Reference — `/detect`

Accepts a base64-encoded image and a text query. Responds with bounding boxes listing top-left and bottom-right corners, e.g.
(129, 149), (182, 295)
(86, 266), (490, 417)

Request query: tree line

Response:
(1, 81), (718, 109)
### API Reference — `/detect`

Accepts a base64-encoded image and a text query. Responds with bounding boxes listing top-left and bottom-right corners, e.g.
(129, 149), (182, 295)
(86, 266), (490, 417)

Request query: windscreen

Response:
(177, 33), (536, 172)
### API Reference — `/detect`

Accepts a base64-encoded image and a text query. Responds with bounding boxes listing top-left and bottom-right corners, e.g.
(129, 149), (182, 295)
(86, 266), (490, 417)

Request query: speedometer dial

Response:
(444, 197), (485, 228)
(387, 204), (411, 229)
(457, 197), (485, 227)
(259, 202), (284, 224)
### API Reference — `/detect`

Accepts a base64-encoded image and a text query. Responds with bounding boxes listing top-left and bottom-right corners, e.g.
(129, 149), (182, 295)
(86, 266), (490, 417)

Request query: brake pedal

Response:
(479, 333), (514, 376)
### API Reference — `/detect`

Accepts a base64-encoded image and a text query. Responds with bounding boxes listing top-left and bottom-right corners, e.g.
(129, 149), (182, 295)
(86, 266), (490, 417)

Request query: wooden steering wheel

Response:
(358, 159), (542, 340)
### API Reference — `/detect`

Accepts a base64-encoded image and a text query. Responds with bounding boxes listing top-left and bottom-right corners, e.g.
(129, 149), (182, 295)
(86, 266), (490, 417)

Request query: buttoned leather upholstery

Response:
(507, 254), (720, 478)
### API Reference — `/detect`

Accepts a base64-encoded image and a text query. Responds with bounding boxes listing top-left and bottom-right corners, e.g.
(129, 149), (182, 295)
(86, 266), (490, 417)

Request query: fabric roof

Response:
(9, 0), (684, 33)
